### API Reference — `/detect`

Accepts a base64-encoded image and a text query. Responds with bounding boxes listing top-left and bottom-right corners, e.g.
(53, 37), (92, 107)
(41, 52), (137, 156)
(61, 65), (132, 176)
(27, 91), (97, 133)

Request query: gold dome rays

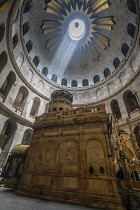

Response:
(43, 0), (113, 68)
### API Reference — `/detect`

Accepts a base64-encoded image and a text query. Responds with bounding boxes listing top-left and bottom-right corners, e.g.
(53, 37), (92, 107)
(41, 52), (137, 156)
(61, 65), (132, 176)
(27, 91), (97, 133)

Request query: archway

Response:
(22, 129), (33, 145)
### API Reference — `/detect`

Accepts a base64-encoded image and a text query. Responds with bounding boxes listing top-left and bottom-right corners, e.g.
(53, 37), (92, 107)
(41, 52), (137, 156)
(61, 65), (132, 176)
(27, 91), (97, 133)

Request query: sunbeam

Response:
(49, 33), (78, 76)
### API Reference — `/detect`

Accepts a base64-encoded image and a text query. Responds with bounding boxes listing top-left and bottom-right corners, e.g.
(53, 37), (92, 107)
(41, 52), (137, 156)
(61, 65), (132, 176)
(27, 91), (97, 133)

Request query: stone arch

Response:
(93, 75), (100, 84)
(42, 67), (48, 77)
(82, 79), (89, 87)
(22, 129), (33, 145)
(96, 88), (102, 99)
(30, 97), (41, 117)
(61, 78), (67, 86)
(13, 86), (29, 112)
(123, 90), (139, 114)
(16, 53), (24, 69)
(108, 82), (115, 94)
(22, 22), (30, 36)
(111, 99), (122, 120)
(61, 140), (79, 173)
(12, 33), (18, 49)
(84, 92), (89, 100)
(0, 119), (17, 164)
(0, 23), (5, 42)
(23, 0), (32, 14)
(127, 0), (136, 14)
(121, 43), (130, 57)
(33, 56), (39, 67)
(113, 57), (121, 69)
(119, 71), (126, 85)
(26, 40), (33, 53)
(104, 68), (111, 78)
(0, 71), (16, 99)
(51, 74), (57, 83)
(127, 23), (136, 38)
(0, 51), (8, 73)
(71, 80), (77, 87)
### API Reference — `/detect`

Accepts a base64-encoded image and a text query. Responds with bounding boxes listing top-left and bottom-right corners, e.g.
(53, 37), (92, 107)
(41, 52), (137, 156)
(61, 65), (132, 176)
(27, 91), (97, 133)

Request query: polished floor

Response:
(0, 187), (100, 210)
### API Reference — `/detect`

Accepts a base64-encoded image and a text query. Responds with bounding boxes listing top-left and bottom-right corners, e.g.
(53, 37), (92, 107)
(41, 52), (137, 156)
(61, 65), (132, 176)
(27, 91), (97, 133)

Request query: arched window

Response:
(51, 74), (57, 83)
(23, 0), (32, 14)
(82, 79), (89, 87)
(123, 91), (139, 114)
(22, 22), (30, 36)
(61, 78), (67, 86)
(113, 58), (121, 69)
(0, 51), (8, 73)
(52, 107), (57, 112)
(127, 0), (136, 14)
(42, 67), (48, 77)
(25, 40), (33, 53)
(13, 86), (29, 112)
(0, 23), (5, 42)
(45, 103), (49, 113)
(71, 80), (77, 87)
(121, 43), (130, 57)
(93, 75), (100, 84)
(59, 107), (63, 111)
(22, 129), (33, 145)
(127, 23), (135, 38)
(104, 68), (111, 78)
(12, 33), (18, 49)
(33, 56), (39, 67)
(111, 100), (122, 120)
(30, 97), (40, 117)
(0, 119), (17, 163)
(0, 71), (16, 99)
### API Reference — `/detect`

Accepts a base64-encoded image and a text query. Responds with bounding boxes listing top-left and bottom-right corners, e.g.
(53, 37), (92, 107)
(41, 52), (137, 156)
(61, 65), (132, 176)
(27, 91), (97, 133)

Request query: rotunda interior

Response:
(0, 0), (140, 209)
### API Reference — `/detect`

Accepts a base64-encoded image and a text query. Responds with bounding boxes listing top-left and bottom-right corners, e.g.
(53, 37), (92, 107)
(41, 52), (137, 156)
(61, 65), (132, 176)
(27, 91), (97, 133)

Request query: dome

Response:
(19, 0), (139, 89)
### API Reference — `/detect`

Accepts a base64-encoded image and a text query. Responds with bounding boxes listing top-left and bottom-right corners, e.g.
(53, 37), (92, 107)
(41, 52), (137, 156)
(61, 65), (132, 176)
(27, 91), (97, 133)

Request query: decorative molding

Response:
(0, 102), (33, 127)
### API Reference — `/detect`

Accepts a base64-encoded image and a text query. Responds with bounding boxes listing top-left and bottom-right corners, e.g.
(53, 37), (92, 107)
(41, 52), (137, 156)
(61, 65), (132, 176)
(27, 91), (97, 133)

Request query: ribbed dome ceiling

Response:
(21, 0), (138, 88)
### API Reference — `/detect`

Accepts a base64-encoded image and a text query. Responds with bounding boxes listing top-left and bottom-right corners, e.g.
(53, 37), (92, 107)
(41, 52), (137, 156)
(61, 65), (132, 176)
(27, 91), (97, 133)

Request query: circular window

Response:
(68, 19), (86, 41)
(100, 167), (105, 174)
(89, 166), (94, 174)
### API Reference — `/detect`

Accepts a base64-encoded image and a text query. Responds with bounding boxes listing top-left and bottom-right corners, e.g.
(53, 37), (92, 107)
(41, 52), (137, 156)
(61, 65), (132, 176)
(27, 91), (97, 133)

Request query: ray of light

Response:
(49, 33), (78, 77)
(43, 0), (113, 68)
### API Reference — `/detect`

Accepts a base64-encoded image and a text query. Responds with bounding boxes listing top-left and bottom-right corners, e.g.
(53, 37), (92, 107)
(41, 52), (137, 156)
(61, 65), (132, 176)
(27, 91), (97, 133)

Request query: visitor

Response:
(131, 167), (139, 180)
(0, 166), (4, 177)
(116, 167), (125, 180)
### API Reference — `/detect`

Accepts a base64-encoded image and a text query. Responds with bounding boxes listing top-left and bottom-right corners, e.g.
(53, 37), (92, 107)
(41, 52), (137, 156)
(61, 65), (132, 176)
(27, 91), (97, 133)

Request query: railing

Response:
(35, 104), (105, 122)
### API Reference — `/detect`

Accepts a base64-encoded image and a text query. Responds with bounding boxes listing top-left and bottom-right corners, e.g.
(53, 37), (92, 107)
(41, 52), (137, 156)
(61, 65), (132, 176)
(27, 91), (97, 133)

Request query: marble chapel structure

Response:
(17, 90), (124, 210)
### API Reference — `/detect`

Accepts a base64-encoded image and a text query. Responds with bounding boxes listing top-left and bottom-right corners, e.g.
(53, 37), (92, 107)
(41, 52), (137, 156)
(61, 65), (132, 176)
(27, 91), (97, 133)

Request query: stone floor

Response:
(0, 187), (100, 210)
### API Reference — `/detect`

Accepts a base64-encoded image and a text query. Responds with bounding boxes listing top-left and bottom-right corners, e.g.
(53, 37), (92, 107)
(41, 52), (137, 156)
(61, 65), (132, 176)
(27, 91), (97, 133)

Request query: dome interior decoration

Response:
(43, 0), (113, 68)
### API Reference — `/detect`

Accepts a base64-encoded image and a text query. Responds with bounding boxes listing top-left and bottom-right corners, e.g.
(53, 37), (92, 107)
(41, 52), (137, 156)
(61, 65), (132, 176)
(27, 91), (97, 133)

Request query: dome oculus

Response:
(68, 19), (86, 41)
(43, 0), (114, 67)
